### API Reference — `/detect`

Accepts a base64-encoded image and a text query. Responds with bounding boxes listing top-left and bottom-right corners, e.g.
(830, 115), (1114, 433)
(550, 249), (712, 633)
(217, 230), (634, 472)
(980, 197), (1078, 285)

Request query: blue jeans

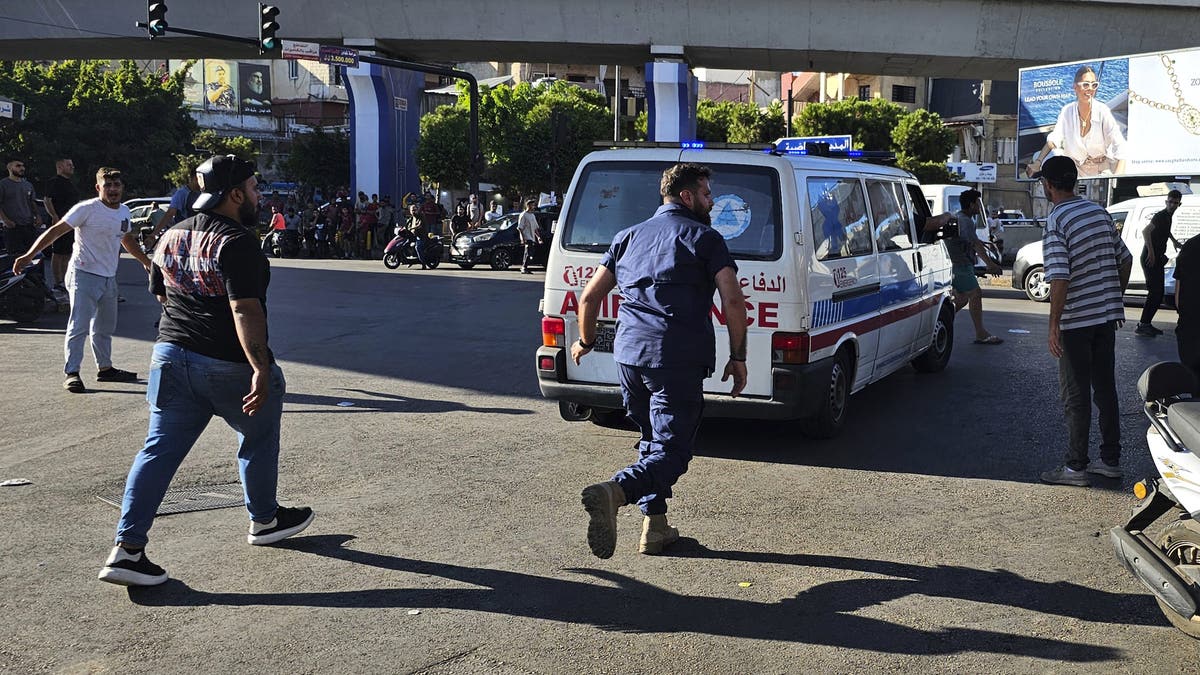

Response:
(114, 343), (286, 547)
(612, 364), (706, 516)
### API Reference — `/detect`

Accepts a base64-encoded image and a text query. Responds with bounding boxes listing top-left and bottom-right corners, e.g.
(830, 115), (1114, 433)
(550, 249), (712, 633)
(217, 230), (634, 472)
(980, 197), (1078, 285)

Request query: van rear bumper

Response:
(535, 346), (833, 420)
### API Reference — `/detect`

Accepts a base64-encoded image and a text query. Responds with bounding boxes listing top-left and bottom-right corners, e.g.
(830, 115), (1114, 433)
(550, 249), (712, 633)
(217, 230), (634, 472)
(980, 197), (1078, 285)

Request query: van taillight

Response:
(772, 332), (809, 364)
(542, 316), (565, 347)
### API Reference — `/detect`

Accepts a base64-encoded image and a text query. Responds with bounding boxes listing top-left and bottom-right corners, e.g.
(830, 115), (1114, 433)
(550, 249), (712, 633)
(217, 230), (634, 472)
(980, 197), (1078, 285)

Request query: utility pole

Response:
(613, 65), (621, 141)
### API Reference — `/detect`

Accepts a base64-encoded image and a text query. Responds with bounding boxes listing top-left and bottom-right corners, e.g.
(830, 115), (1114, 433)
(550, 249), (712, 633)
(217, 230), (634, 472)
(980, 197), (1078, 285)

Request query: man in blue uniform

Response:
(572, 163), (748, 558)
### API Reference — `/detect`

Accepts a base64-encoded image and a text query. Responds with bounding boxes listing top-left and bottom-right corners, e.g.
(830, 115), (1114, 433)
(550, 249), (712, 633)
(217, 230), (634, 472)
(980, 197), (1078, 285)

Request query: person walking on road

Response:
(1172, 231), (1200, 388)
(948, 189), (1003, 345)
(1035, 156), (1132, 486)
(1135, 189), (1183, 337)
(0, 159), (42, 256)
(42, 158), (80, 294)
(573, 163), (748, 558)
(98, 155), (314, 587)
(11, 167), (150, 393)
(517, 199), (542, 274)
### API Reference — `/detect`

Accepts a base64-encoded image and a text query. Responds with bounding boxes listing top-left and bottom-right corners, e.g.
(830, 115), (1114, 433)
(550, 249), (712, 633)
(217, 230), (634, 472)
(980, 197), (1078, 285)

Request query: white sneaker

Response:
(1086, 459), (1123, 479)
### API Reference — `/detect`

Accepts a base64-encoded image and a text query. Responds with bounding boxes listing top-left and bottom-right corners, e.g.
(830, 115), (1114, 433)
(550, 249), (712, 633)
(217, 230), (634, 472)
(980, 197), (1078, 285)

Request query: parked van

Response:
(920, 184), (972, 216)
(1013, 193), (1200, 303)
(535, 146), (957, 437)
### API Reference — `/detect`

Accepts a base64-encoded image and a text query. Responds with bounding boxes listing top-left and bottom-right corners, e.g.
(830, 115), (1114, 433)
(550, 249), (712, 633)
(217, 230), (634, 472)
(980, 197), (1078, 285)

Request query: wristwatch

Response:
(578, 338), (595, 350)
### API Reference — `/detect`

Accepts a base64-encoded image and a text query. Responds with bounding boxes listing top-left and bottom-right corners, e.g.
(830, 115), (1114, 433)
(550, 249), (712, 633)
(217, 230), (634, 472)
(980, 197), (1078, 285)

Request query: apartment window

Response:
(332, 66), (343, 87)
(892, 85), (917, 104)
(995, 137), (1016, 165)
(858, 85), (871, 100)
(288, 60), (299, 80)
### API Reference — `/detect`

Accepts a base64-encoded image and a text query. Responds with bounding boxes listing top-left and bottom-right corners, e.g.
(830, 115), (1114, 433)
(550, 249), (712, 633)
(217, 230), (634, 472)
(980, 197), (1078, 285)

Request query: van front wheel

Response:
(800, 351), (851, 439)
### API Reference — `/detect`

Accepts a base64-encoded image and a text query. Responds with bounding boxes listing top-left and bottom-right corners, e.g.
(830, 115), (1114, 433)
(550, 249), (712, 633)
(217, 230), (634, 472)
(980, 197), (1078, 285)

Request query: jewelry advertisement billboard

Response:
(1018, 48), (1200, 180)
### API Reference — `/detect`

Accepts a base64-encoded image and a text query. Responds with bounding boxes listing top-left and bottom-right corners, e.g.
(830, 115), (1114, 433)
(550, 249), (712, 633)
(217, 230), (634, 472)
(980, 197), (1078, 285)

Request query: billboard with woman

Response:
(1018, 48), (1200, 180)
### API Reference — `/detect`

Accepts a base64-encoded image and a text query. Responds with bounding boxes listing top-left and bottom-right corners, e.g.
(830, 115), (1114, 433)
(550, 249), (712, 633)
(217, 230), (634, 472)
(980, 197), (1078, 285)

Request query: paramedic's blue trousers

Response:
(612, 363), (706, 516)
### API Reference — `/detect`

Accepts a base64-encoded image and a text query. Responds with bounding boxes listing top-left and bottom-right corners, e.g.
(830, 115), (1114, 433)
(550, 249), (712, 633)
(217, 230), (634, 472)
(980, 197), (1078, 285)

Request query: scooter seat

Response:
(1167, 402), (1200, 457)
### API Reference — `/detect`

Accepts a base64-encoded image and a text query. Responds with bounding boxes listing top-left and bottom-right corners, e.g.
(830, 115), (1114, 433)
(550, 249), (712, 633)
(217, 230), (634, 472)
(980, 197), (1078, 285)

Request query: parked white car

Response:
(1012, 193), (1200, 302)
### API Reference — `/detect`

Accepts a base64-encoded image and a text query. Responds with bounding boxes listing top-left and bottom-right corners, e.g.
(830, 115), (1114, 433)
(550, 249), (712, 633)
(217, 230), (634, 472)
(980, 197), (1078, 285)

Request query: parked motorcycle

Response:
(1112, 361), (1200, 638)
(383, 229), (444, 270)
(0, 255), (47, 323)
(260, 229), (301, 258)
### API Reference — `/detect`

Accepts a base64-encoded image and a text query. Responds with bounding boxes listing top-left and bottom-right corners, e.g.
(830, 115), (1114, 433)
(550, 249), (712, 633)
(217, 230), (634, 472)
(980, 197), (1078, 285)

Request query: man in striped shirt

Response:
(1036, 156), (1132, 486)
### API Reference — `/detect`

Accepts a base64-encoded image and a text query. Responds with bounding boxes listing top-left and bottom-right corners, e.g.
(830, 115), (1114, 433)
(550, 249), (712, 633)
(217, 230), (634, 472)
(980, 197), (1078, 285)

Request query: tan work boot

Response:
(581, 481), (626, 559)
(639, 514), (679, 555)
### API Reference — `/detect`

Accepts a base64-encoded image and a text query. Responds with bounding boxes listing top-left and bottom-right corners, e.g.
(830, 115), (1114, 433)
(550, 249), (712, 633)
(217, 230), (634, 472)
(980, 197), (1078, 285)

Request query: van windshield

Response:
(562, 161), (782, 259)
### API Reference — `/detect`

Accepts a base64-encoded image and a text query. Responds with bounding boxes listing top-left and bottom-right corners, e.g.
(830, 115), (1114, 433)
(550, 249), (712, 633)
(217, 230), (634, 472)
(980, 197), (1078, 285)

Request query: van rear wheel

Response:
(800, 351), (851, 439)
(912, 305), (954, 374)
(558, 400), (592, 422)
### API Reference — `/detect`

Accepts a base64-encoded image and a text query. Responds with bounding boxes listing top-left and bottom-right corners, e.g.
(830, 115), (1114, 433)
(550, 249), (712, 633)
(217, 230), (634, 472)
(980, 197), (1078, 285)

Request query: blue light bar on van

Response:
(680, 141), (705, 149)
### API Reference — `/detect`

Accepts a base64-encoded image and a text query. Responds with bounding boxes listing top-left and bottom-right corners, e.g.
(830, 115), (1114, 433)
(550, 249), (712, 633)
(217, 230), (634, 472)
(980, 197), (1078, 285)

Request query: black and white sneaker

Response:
(98, 546), (168, 586)
(247, 506), (314, 545)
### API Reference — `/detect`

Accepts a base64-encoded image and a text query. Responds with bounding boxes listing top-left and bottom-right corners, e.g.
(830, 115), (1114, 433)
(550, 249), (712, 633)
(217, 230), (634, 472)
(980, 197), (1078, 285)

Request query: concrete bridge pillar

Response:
(645, 56), (698, 142)
(344, 51), (424, 204)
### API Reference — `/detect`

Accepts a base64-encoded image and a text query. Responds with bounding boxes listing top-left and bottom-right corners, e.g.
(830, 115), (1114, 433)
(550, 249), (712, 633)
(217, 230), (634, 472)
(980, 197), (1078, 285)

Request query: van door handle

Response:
(915, 252), (923, 271)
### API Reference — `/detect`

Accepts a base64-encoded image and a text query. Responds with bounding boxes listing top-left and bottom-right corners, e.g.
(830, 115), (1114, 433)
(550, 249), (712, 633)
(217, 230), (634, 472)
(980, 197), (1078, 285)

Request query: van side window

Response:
(868, 180), (913, 251)
(808, 178), (873, 261)
(1110, 211), (1128, 234)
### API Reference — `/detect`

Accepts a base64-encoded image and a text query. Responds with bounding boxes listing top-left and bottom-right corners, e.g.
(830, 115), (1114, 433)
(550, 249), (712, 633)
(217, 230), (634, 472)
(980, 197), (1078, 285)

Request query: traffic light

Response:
(258, 4), (280, 55)
(147, 1), (168, 37)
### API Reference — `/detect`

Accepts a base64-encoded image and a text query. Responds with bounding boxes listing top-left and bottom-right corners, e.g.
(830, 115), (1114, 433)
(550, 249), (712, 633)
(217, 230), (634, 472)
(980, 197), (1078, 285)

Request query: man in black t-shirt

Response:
(1174, 233), (1200, 389)
(1136, 190), (1183, 336)
(42, 158), (80, 292)
(99, 155), (314, 588)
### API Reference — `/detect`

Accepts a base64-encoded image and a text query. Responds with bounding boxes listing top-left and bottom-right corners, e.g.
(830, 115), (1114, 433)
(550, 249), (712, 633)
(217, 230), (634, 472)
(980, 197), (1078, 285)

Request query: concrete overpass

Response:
(5, 0), (1200, 80)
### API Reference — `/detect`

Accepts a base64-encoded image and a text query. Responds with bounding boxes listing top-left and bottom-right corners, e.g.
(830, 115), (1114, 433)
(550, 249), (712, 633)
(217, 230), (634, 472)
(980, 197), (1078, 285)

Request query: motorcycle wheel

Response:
(383, 253), (401, 269)
(10, 278), (45, 323)
(425, 257), (440, 270)
(1156, 519), (1200, 638)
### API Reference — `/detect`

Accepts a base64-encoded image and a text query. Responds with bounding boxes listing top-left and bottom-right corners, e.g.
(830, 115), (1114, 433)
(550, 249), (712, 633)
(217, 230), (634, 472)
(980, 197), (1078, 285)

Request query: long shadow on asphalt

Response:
(129, 533), (1135, 660)
(693, 305), (1181, 488)
(283, 388), (533, 416)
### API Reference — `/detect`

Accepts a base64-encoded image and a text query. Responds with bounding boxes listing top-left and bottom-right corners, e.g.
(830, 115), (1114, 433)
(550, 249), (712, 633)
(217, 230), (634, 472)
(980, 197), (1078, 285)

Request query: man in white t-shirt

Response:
(11, 167), (152, 393)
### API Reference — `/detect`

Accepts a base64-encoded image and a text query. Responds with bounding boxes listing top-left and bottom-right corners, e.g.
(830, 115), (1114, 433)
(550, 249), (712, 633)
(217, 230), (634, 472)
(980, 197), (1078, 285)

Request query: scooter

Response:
(0, 255), (47, 323)
(383, 228), (444, 270)
(1111, 361), (1200, 639)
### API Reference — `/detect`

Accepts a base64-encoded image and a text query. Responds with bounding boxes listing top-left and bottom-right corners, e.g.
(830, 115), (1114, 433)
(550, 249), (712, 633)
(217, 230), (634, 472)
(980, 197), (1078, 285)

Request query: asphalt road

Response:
(1, 257), (1197, 673)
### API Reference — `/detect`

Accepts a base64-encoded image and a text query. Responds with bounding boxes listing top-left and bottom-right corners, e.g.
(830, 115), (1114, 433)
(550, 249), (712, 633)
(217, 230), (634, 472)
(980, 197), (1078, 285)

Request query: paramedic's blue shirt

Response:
(600, 203), (737, 371)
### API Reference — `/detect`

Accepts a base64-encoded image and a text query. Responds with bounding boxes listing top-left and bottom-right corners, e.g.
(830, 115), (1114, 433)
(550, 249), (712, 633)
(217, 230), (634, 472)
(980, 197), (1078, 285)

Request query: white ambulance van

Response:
(535, 145), (957, 438)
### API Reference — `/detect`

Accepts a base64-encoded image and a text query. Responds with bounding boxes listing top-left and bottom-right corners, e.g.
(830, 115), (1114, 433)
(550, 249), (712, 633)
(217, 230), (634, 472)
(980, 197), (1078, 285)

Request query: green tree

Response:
(696, 99), (736, 142)
(415, 105), (469, 190)
(165, 129), (259, 187)
(283, 128), (350, 200)
(0, 60), (197, 195)
(728, 100), (787, 144)
(892, 109), (955, 162)
(416, 81), (610, 197)
(792, 97), (906, 151)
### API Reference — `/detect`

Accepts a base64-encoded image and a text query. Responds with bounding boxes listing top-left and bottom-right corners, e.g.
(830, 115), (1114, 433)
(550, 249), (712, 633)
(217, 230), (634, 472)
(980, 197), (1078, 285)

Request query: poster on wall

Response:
(170, 60), (206, 109)
(1018, 47), (1200, 180)
(203, 60), (238, 113)
(238, 62), (272, 115)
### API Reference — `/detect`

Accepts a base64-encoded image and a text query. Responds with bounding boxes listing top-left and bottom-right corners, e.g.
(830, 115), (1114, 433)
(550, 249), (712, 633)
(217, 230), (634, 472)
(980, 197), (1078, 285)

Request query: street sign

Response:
(393, 97), (408, 112)
(319, 45), (360, 69)
(0, 100), (12, 119)
(774, 135), (853, 152)
(947, 161), (998, 183)
(281, 39), (319, 61)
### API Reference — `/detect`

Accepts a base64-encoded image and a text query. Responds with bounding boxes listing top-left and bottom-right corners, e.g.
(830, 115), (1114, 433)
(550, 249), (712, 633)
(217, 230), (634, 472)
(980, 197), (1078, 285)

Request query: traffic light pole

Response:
(136, 22), (483, 197)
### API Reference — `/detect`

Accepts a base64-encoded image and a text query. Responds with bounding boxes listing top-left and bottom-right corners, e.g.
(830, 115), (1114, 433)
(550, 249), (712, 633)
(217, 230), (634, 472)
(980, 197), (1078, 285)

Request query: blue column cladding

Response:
(646, 62), (698, 142)
(345, 63), (424, 202)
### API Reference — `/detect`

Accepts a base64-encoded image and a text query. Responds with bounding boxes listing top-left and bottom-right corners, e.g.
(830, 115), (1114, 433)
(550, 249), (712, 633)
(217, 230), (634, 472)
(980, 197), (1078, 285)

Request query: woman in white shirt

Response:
(1026, 66), (1127, 178)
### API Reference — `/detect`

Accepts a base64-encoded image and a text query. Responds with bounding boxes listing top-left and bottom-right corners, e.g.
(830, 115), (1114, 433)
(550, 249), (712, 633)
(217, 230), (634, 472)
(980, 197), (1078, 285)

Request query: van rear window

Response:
(561, 161), (782, 259)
